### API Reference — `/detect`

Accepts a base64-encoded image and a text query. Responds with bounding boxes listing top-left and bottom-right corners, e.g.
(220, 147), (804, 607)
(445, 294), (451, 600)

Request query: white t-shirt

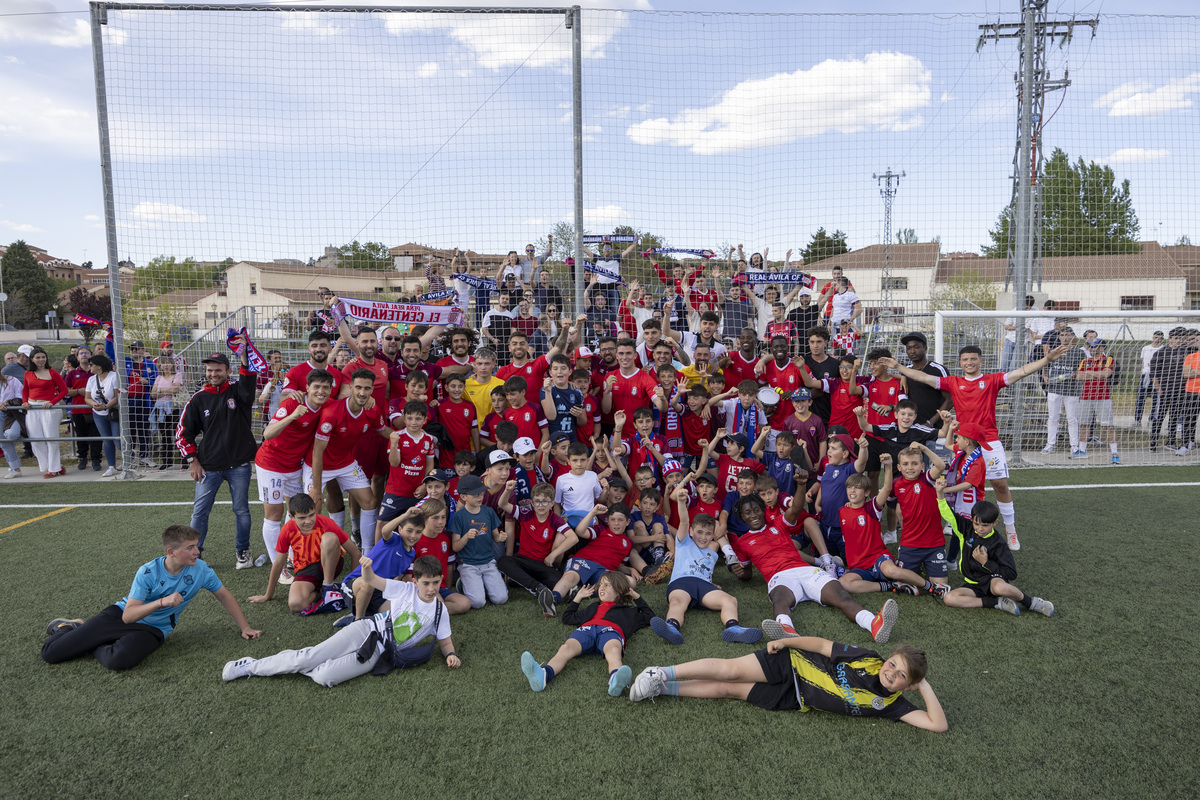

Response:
(554, 470), (602, 515)
(829, 291), (860, 325)
(675, 331), (728, 365)
(1028, 317), (1055, 343)
(85, 372), (121, 417)
(594, 256), (622, 286)
(374, 579), (451, 648)
(482, 309), (513, 332)
(1140, 344), (1163, 376)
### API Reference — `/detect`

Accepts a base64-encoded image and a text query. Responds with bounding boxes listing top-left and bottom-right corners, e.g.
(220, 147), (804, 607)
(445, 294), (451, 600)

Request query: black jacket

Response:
(562, 596), (656, 640)
(952, 518), (1017, 586)
(175, 367), (258, 470)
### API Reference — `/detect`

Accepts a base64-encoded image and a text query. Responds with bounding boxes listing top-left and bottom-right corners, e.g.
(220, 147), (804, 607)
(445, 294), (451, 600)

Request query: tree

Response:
(983, 148), (1141, 258)
(896, 228), (918, 244)
(930, 268), (998, 311)
(130, 256), (220, 300)
(1, 240), (56, 329)
(800, 227), (850, 266)
(336, 241), (394, 271)
(64, 287), (113, 344)
(1176, 235), (1193, 247)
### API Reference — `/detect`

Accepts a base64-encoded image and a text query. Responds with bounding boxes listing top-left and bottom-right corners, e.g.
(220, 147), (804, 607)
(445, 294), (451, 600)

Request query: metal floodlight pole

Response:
(90, 2), (137, 478)
(570, 5), (585, 317)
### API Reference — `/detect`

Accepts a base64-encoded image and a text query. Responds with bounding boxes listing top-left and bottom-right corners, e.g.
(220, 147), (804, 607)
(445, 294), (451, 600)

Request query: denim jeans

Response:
(190, 462), (252, 552)
(1133, 375), (1158, 423)
(999, 339), (1016, 373)
(93, 413), (121, 468)
(1, 419), (21, 469)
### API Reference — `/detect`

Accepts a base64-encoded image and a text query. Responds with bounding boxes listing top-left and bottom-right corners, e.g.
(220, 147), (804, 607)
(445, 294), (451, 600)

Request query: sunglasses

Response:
(382, 336), (401, 341)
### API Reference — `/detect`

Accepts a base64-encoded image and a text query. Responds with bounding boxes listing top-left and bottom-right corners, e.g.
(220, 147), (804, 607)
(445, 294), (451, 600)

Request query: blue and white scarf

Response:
(451, 272), (496, 290)
(947, 446), (983, 508)
(744, 270), (816, 288)
(226, 327), (270, 373)
(583, 234), (637, 243)
(580, 260), (625, 285)
(419, 288), (458, 304)
(641, 247), (715, 259)
(732, 401), (760, 444)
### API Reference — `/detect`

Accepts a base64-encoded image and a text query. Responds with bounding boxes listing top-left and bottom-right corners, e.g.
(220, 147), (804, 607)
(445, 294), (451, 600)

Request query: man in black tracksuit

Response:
(176, 342), (258, 568)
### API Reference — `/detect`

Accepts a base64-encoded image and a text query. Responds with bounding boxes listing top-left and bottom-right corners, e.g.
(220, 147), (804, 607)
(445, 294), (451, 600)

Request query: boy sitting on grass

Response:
(628, 635), (948, 732)
(891, 442), (950, 588)
(223, 555), (460, 687)
(936, 493), (1054, 617)
(43, 525), (261, 671)
(251, 493), (362, 614)
(649, 484), (762, 646)
(499, 481), (577, 617)
(449, 475), (509, 609)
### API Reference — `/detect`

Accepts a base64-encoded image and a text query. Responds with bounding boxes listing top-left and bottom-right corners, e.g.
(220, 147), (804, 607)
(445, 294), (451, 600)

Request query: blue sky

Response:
(1, 0), (1197, 275)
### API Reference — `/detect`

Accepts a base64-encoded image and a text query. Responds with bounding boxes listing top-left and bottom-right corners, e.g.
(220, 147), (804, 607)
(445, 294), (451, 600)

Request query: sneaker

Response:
(629, 666), (669, 702)
(141, 457), (157, 467)
(43, 471), (58, 479)
(332, 614), (356, 628)
(644, 555), (674, 585)
(761, 619), (799, 640)
(278, 568), (294, 586)
(720, 624), (763, 644)
(1007, 531), (1021, 551)
(536, 586), (556, 618)
(607, 664), (633, 697)
(77, 460), (88, 471)
(1040, 444), (1056, 454)
(947, 558), (958, 572)
(1068, 450), (1088, 459)
(870, 598), (899, 643)
(651, 616), (685, 645)
(254, 553), (271, 568)
(888, 582), (919, 596)
(221, 657), (256, 681)
(1111, 453), (1120, 465)
(102, 467), (116, 477)
(45, 618), (83, 636)
(1030, 597), (1055, 617)
(235, 550), (253, 570)
(92, 461), (102, 471)
(562, 584), (579, 605)
(1176, 446), (1191, 457)
(521, 651), (546, 692)
(927, 583), (949, 599)
(2, 469), (19, 479)
(995, 597), (1021, 615)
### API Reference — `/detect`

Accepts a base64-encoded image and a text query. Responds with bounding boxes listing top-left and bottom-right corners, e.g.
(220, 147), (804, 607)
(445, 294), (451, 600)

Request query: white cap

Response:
(16, 345), (33, 357)
(513, 436), (538, 455)
(798, 288), (813, 297)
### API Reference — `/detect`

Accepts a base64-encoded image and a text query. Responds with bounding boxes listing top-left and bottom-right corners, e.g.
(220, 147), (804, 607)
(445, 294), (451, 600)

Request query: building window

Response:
(375, 286), (386, 293)
(881, 277), (908, 291)
(1054, 301), (1082, 311)
(1119, 296), (1154, 311)
(1190, 298), (1200, 310)
(249, 283), (257, 295)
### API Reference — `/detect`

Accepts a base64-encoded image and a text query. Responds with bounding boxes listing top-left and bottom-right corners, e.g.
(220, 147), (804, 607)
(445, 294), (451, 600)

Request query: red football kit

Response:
(604, 368), (660, 425)
(935, 372), (1009, 441)
(309, 399), (386, 470)
(576, 526), (633, 570)
(764, 358), (803, 421)
(255, 395), (322, 472)
(342, 357), (389, 409)
(514, 507), (571, 561)
(864, 376), (904, 428)
(502, 401), (547, 443)
(496, 355), (551, 389)
(282, 360), (341, 408)
(839, 499), (888, 571)
(436, 397), (478, 468)
(385, 429), (437, 498)
(819, 376), (865, 438)
(729, 523), (806, 582)
(414, 532), (454, 587)
(715, 453), (765, 504)
(891, 470), (944, 549)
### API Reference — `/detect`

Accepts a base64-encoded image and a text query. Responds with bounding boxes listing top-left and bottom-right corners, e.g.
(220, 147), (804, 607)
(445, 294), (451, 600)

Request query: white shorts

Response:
(302, 461), (370, 493)
(255, 466), (302, 505)
(984, 439), (1009, 480)
(1079, 399), (1114, 427)
(766, 566), (835, 608)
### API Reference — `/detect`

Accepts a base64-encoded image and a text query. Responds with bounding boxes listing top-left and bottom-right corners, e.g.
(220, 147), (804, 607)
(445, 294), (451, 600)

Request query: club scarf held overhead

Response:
(331, 296), (463, 327)
(226, 327), (270, 373)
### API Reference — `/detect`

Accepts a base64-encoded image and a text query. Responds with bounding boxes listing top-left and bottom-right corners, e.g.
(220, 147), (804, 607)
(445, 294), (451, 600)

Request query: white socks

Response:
(997, 500), (1015, 529)
(775, 613), (793, 628)
(855, 610), (876, 630)
(262, 518), (282, 558)
(360, 508), (377, 552)
(331, 510), (346, 530)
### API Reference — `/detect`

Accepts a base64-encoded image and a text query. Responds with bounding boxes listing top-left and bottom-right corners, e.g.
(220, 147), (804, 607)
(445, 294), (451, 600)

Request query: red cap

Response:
(574, 346), (594, 360)
(160, 340), (172, 348)
(830, 433), (857, 457)
(955, 422), (992, 450)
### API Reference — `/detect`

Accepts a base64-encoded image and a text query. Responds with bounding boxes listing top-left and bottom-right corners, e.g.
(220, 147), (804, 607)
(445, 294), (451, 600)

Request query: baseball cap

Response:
(900, 331), (927, 346)
(1090, 338), (1107, 348)
(457, 475), (486, 495)
(513, 436), (538, 455)
(606, 476), (628, 490)
(160, 340), (172, 349)
(201, 353), (230, 367)
(422, 469), (450, 484)
(798, 288), (813, 296)
(794, 387), (812, 401)
(486, 450), (514, 467)
(551, 431), (573, 444)
(16, 344), (33, 357)
(830, 433), (857, 457)
(955, 422), (993, 450)
(128, 340), (144, 350)
(574, 346), (595, 360)
(725, 432), (750, 451)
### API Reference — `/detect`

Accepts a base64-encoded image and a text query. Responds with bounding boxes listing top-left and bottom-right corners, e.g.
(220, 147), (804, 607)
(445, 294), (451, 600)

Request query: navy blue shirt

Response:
(541, 385), (584, 439)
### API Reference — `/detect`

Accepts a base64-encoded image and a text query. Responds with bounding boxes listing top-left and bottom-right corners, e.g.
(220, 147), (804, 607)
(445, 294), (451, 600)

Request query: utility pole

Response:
(873, 169), (904, 326)
(978, 2), (1097, 463)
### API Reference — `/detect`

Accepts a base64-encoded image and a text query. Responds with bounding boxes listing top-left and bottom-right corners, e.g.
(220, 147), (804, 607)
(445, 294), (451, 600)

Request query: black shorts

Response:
(294, 557), (345, 586)
(965, 576), (1004, 598)
(745, 648), (801, 711)
(378, 493), (420, 524)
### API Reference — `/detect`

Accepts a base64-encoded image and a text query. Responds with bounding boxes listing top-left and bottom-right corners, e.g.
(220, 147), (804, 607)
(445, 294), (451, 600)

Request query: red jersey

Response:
(764, 359), (803, 422)
(310, 398), (386, 470)
(481, 411), (503, 444)
(715, 453), (765, 504)
(839, 499), (888, 570)
(275, 514), (348, 572)
(388, 359), (443, 404)
(605, 368), (660, 424)
(589, 359), (621, 396)
(414, 532), (454, 588)
(723, 351), (759, 389)
(622, 433), (670, 482)
(255, 395), (322, 473)
(766, 320), (798, 346)
(502, 401), (546, 443)
(385, 429), (437, 498)
(514, 507), (571, 561)
(765, 493), (814, 535)
(865, 376), (904, 428)
(436, 397), (478, 468)
(729, 523), (806, 582)
(547, 458), (572, 488)
(936, 372), (1008, 442)
(1078, 356), (1114, 401)
(689, 497), (722, 525)
(891, 471), (943, 549)
(689, 287), (718, 312)
(577, 525), (633, 570)
(679, 406), (713, 456)
(573, 392), (599, 444)
(947, 444), (986, 516)
(496, 355), (551, 390)
(342, 357), (389, 409)
(282, 360), (341, 407)
(64, 367), (92, 414)
(819, 376), (864, 438)
(832, 330), (860, 355)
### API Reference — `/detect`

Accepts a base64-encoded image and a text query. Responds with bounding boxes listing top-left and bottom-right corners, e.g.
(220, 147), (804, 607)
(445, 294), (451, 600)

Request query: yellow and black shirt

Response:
(788, 643), (917, 721)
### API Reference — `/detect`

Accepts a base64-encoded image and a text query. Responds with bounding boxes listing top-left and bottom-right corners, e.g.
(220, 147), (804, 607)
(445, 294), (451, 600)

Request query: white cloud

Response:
(130, 202), (206, 224)
(83, 214), (100, 222)
(417, 62), (440, 78)
(0, 1), (89, 48)
(626, 52), (931, 155)
(1, 219), (43, 233)
(1106, 148), (1170, 164)
(4, 56), (22, 65)
(584, 205), (627, 226)
(1093, 75), (1200, 117)
(583, 124), (601, 142)
(0, 75), (95, 155)
(605, 106), (632, 118)
(940, 92), (955, 103)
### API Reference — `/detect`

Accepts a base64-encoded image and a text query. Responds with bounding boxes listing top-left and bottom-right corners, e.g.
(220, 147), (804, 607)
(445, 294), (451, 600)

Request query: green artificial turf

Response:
(2, 468), (1198, 799)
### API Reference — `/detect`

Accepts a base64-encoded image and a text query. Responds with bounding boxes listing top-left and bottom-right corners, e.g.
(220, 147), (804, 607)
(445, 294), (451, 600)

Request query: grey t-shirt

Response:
(1044, 346), (1087, 396)
(1, 363), (25, 383)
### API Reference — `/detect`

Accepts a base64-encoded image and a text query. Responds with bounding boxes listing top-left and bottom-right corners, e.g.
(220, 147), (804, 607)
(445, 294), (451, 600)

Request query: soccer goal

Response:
(932, 309), (1200, 468)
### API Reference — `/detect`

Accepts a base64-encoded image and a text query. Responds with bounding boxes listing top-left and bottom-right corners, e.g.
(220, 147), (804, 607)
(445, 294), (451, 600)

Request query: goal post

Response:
(933, 309), (1200, 468)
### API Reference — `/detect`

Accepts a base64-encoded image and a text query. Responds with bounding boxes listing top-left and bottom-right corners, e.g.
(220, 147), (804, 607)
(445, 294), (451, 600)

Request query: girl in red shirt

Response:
(21, 346), (69, 477)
